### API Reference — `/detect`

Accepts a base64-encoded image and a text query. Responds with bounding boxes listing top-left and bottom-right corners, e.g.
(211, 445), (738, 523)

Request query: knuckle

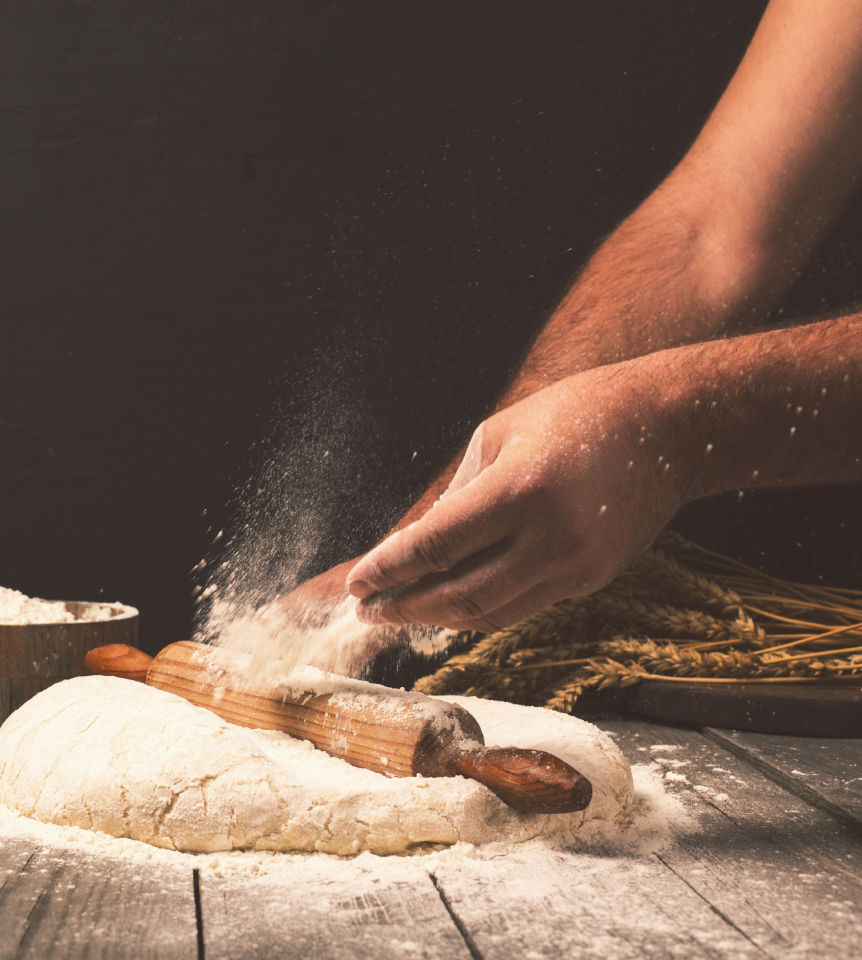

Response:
(414, 528), (453, 572)
(442, 587), (486, 623)
(361, 557), (399, 592)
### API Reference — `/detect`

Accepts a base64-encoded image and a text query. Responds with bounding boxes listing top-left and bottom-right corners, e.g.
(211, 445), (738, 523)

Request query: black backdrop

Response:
(2, 0), (860, 659)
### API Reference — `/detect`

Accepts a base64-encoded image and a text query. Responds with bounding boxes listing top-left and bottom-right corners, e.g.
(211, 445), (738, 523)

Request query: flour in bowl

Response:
(0, 585), (128, 624)
(0, 586), (76, 624)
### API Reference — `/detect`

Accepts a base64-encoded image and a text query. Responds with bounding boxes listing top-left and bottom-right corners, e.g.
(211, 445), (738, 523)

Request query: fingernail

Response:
(347, 579), (377, 600)
(354, 600), (386, 625)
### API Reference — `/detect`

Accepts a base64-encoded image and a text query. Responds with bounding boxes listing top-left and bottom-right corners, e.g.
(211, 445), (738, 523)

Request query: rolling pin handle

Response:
(84, 644), (153, 684)
(457, 746), (593, 815)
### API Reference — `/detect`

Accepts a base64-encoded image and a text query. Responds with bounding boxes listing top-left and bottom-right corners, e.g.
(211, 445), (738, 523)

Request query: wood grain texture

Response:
(84, 643), (152, 683)
(456, 745), (592, 814)
(0, 680), (10, 726)
(200, 865), (473, 960)
(600, 719), (862, 958)
(602, 679), (862, 736)
(0, 611), (137, 723)
(145, 641), (591, 812)
(432, 847), (762, 960)
(704, 727), (862, 832)
(147, 641), (484, 778)
(0, 839), (197, 960)
(0, 627), (28, 679)
(0, 610), (138, 680)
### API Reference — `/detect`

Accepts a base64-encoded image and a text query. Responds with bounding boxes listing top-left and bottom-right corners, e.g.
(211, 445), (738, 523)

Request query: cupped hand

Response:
(346, 361), (685, 632)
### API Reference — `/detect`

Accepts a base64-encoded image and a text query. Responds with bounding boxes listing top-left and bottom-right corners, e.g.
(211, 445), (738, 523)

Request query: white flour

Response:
(0, 585), (128, 625)
(209, 597), (381, 683)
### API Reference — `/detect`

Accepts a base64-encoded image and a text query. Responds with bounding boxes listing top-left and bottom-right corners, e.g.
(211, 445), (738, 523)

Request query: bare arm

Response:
(279, 0), (862, 653)
(397, 0), (862, 525)
(349, 315), (862, 631)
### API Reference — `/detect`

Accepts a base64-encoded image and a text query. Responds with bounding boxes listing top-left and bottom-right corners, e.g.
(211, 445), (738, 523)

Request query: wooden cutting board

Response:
(591, 681), (862, 736)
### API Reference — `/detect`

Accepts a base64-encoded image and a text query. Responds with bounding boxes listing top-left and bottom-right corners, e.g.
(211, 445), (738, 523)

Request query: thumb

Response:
(443, 421), (499, 499)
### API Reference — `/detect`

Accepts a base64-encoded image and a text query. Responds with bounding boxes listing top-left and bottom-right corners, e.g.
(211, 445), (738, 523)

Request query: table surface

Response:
(3, 716), (862, 960)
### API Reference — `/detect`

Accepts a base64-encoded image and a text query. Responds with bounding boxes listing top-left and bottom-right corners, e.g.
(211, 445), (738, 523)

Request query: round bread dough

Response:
(0, 675), (632, 855)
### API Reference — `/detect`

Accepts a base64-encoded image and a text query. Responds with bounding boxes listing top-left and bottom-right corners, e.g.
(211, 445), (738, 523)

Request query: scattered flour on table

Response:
(0, 675), (692, 874)
(0, 585), (126, 624)
(0, 757), (691, 881)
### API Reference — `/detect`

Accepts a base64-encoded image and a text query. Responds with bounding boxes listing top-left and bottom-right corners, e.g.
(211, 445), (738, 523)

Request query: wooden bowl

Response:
(0, 601), (138, 724)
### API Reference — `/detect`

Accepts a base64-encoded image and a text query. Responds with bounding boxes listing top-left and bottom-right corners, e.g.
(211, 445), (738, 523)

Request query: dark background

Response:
(2, 0), (860, 659)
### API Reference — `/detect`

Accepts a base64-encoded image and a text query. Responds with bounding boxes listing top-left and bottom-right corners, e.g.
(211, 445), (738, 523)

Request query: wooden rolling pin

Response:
(85, 640), (592, 815)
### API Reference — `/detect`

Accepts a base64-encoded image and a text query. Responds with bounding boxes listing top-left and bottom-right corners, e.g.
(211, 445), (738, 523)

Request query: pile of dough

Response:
(0, 675), (632, 855)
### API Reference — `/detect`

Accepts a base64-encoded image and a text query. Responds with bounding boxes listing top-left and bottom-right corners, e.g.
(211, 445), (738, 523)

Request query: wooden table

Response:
(2, 718), (862, 959)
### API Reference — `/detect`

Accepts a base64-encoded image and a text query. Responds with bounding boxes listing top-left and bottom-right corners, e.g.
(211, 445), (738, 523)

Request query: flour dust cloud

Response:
(192, 371), (439, 683)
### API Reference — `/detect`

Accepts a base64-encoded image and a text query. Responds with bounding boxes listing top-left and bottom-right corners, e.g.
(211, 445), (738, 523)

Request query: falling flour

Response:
(208, 597), (384, 683)
(0, 675), (638, 858)
(0, 585), (124, 625)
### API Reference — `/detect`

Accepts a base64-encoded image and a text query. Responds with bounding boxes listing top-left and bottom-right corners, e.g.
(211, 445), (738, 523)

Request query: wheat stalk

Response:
(413, 529), (862, 711)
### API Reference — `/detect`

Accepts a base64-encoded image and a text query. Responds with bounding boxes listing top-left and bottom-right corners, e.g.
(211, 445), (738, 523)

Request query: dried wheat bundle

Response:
(413, 530), (862, 713)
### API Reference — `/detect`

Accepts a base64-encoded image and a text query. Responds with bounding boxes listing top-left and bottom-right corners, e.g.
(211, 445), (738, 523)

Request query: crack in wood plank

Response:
(598, 719), (862, 957)
(199, 864), (473, 960)
(0, 839), (198, 960)
(654, 853), (769, 956)
(429, 874), (484, 960)
(193, 868), (206, 960)
(702, 728), (862, 838)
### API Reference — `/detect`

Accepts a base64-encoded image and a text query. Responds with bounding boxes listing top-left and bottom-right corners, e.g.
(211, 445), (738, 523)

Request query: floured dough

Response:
(0, 675), (632, 855)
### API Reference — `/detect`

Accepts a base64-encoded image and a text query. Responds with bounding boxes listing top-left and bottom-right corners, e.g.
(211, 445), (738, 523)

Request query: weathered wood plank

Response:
(433, 846), (761, 960)
(597, 720), (862, 958)
(0, 838), (198, 960)
(0, 838), (41, 955)
(201, 862), (473, 960)
(704, 727), (862, 831)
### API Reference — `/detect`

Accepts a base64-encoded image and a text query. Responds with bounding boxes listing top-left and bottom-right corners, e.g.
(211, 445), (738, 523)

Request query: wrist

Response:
(618, 344), (733, 510)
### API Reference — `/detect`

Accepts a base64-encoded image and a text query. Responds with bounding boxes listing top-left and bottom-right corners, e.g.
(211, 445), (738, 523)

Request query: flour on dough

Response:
(0, 675), (632, 856)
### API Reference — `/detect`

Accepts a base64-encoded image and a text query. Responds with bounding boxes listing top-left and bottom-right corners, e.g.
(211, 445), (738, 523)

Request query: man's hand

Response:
(271, 558), (357, 624)
(348, 317), (862, 631)
(347, 364), (682, 631)
(276, 0), (862, 642)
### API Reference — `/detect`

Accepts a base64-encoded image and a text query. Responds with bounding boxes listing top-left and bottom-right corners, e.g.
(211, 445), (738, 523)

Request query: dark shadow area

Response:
(1, 0), (858, 659)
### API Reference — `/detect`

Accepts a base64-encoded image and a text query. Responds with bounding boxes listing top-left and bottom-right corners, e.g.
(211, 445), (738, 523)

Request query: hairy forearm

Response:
(404, 312), (862, 548)
(399, 189), (776, 527)
(501, 185), (771, 407)
(396, 0), (862, 528)
(645, 314), (862, 501)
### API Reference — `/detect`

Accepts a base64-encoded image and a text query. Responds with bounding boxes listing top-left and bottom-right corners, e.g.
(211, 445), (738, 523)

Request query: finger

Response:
(346, 464), (517, 599)
(268, 559), (355, 626)
(354, 535), (545, 628)
(440, 581), (569, 634)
